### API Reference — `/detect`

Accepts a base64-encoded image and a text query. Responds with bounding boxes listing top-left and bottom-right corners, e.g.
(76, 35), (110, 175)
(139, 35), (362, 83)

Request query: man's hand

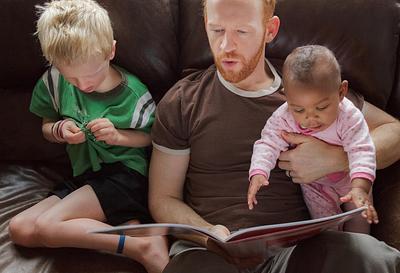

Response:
(278, 132), (348, 183)
(248, 175), (269, 210)
(86, 118), (120, 145)
(207, 224), (230, 240)
(206, 225), (264, 269)
(61, 120), (86, 144)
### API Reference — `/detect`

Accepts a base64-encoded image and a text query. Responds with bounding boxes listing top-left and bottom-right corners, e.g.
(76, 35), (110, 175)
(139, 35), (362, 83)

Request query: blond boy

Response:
(8, 1), (168, 272)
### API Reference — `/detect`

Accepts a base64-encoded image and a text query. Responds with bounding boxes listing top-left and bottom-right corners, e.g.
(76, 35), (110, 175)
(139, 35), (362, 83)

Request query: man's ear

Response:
(339, 80), (348, 100)
(265, 16), (280, 43)
(109, 40), (117, 61)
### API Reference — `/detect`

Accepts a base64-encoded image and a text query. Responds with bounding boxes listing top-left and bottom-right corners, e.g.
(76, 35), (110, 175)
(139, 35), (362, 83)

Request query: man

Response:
(149, 0), (400, 272)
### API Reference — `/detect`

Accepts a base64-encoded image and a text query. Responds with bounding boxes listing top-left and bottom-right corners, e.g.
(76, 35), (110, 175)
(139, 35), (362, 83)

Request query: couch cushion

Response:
(267, 0), (400, 116)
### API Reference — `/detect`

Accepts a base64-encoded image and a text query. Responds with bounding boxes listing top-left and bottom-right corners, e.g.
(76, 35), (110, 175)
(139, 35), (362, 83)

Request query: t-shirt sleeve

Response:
(29, 74), (59, 121)
(151, 82), (190, 153)
(129, 90), (156, 134)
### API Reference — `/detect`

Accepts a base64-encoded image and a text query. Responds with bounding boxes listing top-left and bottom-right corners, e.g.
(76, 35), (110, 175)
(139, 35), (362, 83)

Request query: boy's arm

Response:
(42, 118), (63, 143)
(113, 128), (151, 147)
(42, 118), (86, 144)
(86, 118), (151, 147)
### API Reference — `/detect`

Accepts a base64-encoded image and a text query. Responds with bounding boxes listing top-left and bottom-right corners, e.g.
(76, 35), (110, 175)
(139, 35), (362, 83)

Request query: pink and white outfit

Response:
(249, 97), (376, 219)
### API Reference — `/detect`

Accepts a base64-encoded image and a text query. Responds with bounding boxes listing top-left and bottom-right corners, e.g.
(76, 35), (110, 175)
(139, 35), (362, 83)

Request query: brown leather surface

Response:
(0, 164), (146, 273)
(0, 0), (399, 272)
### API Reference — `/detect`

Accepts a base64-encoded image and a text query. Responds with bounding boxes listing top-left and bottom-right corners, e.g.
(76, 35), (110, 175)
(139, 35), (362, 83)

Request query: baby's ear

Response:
(339, 80), (348, 100)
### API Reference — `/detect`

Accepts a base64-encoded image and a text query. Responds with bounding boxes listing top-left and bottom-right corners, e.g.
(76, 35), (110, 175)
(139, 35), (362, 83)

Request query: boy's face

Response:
(284, 81), (347, 133)
(204, 0), (275, 84)
(56, 42), (117, 93)
(56, 54), (111, 93)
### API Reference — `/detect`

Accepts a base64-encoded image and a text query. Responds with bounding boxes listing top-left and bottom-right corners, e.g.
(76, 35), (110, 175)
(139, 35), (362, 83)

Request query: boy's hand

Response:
(86, 118), (120, 145)
(247, 175), (269, 210)
(340, 188), (379, 224)
(61, 120), (85, 144)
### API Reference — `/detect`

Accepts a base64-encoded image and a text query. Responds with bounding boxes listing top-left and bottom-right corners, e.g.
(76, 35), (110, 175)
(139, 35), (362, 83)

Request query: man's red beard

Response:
(215, 38), (265, 83)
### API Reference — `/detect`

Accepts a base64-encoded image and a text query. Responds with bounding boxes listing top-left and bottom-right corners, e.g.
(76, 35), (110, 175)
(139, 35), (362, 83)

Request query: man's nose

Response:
(220, 32), (236, 53)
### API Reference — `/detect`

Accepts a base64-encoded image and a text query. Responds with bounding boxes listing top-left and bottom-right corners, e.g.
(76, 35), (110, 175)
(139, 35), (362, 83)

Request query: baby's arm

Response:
(248, 174), (269, 210)
(86, 118), (151, 147)
(42, 118), (85, 144)
(248, 106), (292, 209)
(339, 100), (378, 223)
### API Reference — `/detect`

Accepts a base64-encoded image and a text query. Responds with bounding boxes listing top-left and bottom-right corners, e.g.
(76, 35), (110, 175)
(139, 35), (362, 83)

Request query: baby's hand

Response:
(340, 188), (379, 224)
(247, 175), (269, 210)
(61, 120), (85, 144)
(86, 118), (119, 145)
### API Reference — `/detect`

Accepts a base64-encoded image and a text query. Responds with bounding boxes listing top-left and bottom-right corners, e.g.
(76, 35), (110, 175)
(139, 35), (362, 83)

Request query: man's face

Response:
(205, 0), (267, 83)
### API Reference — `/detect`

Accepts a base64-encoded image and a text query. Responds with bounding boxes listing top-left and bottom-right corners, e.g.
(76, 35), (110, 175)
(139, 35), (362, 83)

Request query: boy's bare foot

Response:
(124, 235), (169, 273)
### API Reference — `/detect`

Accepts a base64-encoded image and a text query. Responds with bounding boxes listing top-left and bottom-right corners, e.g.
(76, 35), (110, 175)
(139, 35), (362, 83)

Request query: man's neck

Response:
(217, 59), (281, 98)
(232, 59), (274, 91)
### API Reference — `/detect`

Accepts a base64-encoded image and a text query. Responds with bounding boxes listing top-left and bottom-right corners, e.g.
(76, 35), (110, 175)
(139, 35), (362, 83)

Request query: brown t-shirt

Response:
(152, 61), (363, 232)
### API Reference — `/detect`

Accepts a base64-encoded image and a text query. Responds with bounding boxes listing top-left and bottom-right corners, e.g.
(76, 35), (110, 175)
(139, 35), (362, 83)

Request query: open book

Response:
(91, 206), (366, 258)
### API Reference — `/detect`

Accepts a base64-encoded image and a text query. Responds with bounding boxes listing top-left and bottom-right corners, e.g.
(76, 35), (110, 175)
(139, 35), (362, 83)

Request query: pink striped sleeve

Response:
(249, 104), (292, 180)
(339, 98), (376, 181)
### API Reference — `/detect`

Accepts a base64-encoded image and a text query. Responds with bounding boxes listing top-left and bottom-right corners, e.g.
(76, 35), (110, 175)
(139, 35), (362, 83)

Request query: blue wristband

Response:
(116, 235), (126, 254)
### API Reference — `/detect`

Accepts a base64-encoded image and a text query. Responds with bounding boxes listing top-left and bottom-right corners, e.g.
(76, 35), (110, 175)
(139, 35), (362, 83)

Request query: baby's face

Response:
(285, 83), (344, 133)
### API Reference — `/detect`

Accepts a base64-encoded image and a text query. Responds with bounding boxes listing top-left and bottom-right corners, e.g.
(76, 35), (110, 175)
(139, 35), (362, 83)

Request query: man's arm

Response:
(362, 101), (400, 169)
(278, 101), (400, 183)
(148, 147), (219, 246)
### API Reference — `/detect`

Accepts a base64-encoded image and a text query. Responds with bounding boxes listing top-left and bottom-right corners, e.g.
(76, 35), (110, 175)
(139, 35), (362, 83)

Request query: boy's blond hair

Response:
(36, 0), (114, 65)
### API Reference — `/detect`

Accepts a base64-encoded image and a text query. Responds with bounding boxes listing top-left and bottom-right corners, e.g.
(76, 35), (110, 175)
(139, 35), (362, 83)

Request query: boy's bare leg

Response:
(9, 195), (60, 247)
(8, 185), (169, 273)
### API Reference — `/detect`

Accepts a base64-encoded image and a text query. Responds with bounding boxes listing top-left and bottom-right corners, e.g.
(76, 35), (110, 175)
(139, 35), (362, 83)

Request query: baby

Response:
(248, 45), (378, 233)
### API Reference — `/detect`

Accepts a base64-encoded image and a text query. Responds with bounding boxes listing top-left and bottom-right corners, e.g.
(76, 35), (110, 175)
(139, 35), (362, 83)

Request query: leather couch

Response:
(1, 0), (399, 272)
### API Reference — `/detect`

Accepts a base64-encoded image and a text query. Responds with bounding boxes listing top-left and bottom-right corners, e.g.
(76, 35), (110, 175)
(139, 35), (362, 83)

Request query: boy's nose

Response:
(76, 80), (91, 91)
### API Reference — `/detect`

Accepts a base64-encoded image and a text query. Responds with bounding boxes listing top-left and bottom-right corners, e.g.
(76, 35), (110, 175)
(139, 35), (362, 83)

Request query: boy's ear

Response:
(109, 40), (117, 60)
(265, 16), (280, 43)
(339, 80), (348, 100)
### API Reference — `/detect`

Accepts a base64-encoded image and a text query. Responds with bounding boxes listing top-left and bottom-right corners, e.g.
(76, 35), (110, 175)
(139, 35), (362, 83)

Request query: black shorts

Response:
(50, 162), (152, 225)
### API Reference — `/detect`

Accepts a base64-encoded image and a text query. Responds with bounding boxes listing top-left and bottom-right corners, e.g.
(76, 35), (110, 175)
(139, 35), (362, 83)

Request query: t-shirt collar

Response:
(217, 59), (281, 98)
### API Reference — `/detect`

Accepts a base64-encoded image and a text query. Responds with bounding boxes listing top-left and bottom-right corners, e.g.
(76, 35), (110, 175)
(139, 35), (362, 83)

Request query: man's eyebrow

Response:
(207, 23), (222, 27)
